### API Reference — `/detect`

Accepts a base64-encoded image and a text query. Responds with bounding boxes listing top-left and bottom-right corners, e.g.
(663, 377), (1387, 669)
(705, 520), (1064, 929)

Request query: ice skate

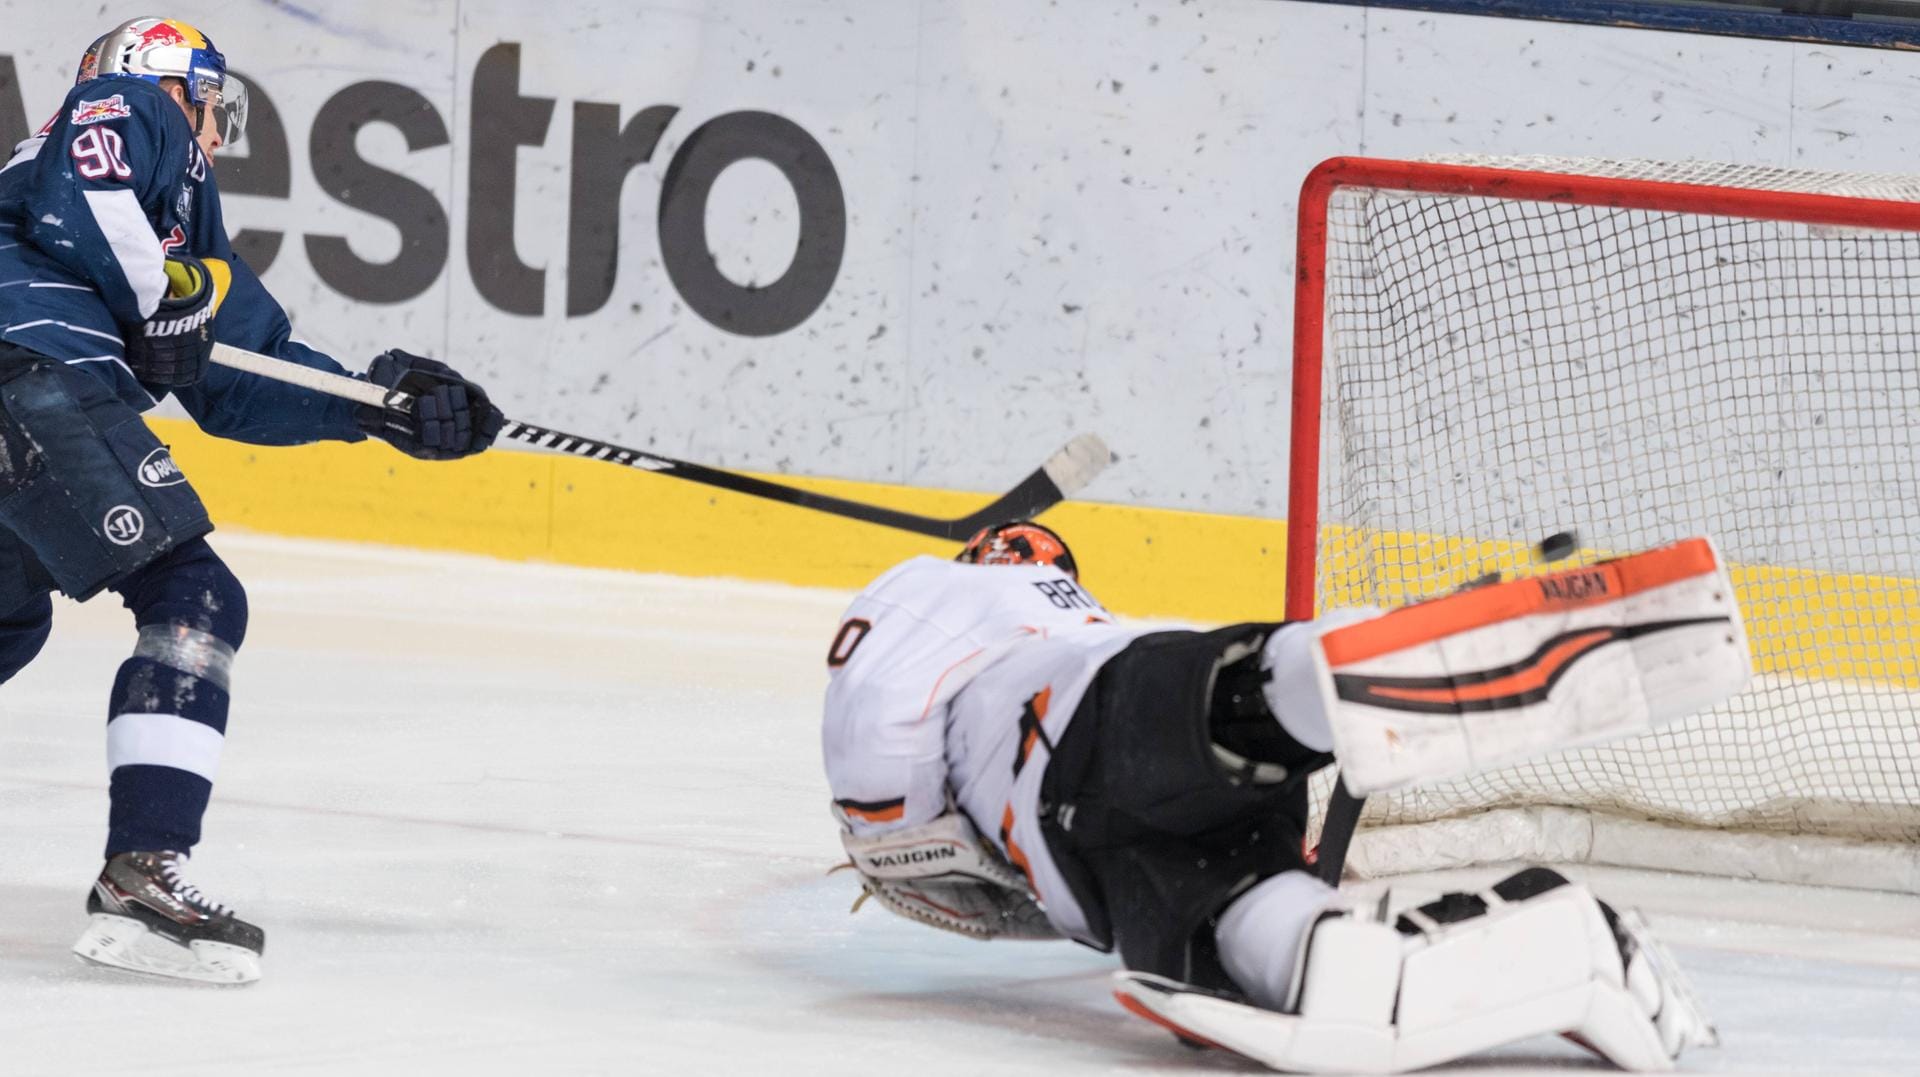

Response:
(71, 851), (264, 985)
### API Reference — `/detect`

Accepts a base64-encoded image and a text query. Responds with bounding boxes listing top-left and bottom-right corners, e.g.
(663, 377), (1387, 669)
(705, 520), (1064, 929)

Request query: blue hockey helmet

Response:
(82, 17), (248, 145)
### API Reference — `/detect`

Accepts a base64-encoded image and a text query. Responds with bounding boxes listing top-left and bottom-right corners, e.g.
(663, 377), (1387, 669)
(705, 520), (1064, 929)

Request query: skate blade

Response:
(72, 913), (261, 985)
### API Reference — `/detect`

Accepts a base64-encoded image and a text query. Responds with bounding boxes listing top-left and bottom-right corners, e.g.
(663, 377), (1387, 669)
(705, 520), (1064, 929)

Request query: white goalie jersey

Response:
(822, 556), (1151, 941)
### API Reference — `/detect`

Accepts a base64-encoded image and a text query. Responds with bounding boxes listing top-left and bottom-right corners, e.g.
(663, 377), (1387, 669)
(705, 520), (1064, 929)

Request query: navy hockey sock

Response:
(103, 539), (247, 857)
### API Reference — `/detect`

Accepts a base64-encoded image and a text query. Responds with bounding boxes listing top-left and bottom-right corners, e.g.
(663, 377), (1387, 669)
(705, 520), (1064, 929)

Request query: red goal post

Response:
(1287, 155), (1920, 890)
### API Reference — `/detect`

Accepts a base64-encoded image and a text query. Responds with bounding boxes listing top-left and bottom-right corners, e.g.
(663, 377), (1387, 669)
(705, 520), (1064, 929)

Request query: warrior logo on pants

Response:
(103, 506), (145, 546)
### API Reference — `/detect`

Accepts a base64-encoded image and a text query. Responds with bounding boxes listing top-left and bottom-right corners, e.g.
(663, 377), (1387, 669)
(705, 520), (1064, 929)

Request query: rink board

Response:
(152, 417), (1292, 624)
(156, 418), (1917, 688)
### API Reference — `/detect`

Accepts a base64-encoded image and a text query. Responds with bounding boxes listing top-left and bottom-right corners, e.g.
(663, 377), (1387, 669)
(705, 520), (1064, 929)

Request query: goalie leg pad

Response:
(1313, 536), (1751, 795)
(1113, 867), (1713, 1074)
(1391, 873), (1645, 1072)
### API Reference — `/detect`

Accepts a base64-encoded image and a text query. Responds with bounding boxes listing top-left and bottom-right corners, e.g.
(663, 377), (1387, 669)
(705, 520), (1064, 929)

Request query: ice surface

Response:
(2, 535), (1915, 1074)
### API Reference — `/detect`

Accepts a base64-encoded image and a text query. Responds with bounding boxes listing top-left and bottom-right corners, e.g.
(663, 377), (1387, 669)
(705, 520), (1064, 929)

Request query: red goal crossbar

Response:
(1284, 155), (1920, 620)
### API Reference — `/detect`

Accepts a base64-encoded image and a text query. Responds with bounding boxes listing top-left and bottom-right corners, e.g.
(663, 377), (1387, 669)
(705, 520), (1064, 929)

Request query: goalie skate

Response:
(1313, 536), (1751, 796)
(71, 852), (264, 985)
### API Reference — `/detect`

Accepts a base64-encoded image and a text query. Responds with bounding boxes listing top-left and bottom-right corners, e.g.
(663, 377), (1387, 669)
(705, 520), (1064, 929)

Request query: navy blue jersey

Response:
(0, 76), (361, 445)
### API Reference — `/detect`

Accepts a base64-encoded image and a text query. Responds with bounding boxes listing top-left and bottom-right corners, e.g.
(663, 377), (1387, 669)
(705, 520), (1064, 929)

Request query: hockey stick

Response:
(208, 344), (1112, 539)
(1315, 776), (1366, 886)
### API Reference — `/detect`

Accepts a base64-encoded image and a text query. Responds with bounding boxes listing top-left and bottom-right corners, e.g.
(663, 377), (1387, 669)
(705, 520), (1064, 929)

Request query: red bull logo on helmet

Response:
(133, 19), (205, 50)
(71, 94), (132, 126)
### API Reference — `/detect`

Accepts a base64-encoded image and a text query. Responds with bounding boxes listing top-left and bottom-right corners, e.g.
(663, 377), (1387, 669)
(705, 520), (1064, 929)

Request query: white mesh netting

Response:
(1304, 156), (1920, 873)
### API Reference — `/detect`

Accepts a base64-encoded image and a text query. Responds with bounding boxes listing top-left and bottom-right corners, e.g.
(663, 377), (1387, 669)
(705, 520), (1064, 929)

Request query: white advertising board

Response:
(4, 2), (1916, 516)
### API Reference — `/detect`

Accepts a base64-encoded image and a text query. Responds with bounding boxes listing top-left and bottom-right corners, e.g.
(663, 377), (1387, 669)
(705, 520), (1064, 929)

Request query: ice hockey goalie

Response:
(823, 522), (1744, 1073)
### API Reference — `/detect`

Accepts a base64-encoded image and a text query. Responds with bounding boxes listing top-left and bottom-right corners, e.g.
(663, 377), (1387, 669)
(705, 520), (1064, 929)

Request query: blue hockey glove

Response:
(356, 350), (505, 461)
(125, 256), (227, 389)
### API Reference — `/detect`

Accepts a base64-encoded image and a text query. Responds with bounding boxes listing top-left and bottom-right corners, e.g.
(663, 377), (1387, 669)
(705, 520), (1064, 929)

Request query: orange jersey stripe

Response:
(999, 804), (1038, 894)
(1322, 537), (1718, 667)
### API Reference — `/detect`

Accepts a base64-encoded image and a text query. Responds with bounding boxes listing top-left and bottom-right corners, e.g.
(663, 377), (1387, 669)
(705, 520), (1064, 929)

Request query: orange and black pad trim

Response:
(1333, 617), (1730, 714)
(835, 796), (905, 824)
(1323, 537), (1721, 668)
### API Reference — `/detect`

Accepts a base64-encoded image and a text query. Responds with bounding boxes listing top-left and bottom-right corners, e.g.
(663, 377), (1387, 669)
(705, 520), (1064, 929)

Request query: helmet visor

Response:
(195, 71), (247, 147)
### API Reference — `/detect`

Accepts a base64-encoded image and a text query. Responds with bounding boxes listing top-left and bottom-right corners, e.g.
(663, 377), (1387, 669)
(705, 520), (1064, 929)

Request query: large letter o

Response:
(657, 111), (846, 338)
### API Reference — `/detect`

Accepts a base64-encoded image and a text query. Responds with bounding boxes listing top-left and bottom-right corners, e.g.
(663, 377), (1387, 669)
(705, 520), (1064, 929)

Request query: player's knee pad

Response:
(1287, 867), (1713, 1073)
(115, 537), (248, 650)
(112, 540), (247, 699)
(0, 593), (54, 683)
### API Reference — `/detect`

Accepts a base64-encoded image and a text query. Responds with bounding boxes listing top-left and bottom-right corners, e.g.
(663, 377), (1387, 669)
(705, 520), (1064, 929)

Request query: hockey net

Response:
(1291, 156), (1920, 891)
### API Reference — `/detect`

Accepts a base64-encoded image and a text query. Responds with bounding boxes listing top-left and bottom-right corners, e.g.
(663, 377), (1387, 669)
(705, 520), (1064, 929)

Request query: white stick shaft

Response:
(210, 343), (392, 407)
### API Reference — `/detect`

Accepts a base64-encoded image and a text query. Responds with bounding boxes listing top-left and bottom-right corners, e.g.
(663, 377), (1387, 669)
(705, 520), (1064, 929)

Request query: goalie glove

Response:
(834, 809), (1059, 941)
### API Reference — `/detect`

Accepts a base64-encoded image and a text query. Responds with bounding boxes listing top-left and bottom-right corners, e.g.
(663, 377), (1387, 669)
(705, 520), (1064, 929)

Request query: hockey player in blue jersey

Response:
(0, 17), (504, 983)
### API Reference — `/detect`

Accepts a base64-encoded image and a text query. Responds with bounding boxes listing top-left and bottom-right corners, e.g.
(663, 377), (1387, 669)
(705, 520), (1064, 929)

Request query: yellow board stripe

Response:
(152, 418), (1288, 623)
(156, 418), (1917, 688)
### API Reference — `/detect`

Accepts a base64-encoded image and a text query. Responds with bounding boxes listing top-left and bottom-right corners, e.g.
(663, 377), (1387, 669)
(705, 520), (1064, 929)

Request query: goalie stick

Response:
(209, 344), (1112, 539)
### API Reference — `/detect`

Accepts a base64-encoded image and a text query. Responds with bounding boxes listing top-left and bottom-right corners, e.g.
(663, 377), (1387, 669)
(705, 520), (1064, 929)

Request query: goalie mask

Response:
(956, 521), (1078, 579)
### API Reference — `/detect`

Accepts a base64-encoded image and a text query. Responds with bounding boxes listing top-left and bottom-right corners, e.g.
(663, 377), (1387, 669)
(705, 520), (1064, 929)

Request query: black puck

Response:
(1538, 530), (1579, 563)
